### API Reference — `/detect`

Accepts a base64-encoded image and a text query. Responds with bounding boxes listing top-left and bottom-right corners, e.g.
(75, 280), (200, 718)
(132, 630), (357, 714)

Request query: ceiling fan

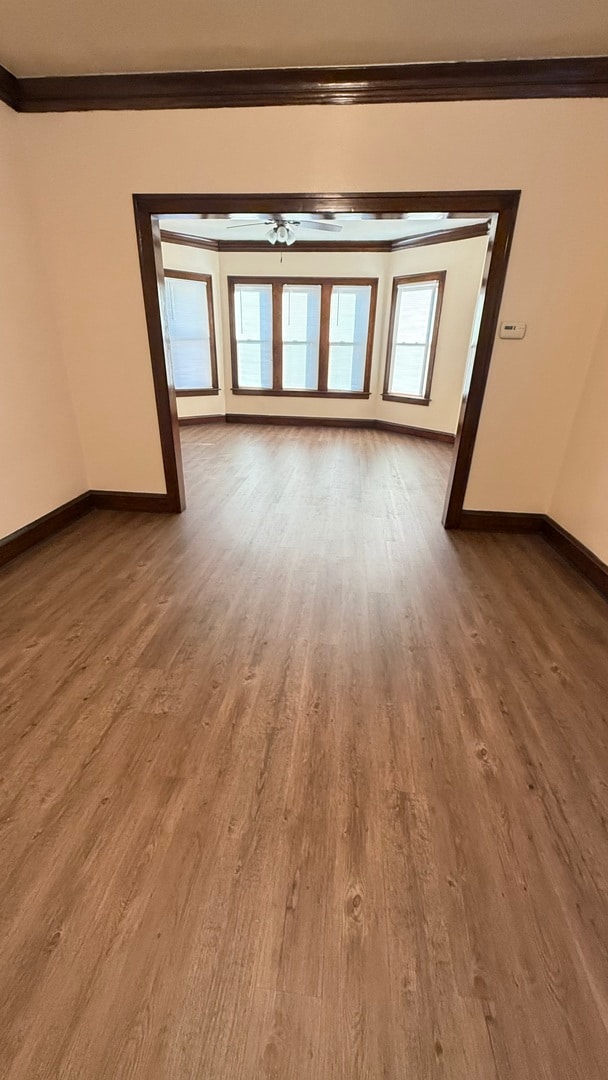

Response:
(226, 217), (342, 246)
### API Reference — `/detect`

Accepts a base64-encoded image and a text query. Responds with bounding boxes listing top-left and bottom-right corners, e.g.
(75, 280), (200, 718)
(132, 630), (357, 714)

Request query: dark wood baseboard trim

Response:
(225, 413), (371, 429)
(0, 493), (93, 569)
(0, 488), (179, 571)
(541, 517), (608, 600)
(89, 490), (175, 513)
(458, 510), (608, 601)
(178, 414), (225, 426)
(224, 413), (455, 442)
(175, 388), (220, 398)
(458, 510), (545, 532)
(375, 419), (454, 443)
(10, 57), (608, 113)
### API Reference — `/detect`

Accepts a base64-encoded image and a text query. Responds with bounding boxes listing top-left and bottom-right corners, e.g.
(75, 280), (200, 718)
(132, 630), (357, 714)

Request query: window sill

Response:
(231, 388), (370, 399)
(176, 388), (220, 397)
(382, 393), (431, 406)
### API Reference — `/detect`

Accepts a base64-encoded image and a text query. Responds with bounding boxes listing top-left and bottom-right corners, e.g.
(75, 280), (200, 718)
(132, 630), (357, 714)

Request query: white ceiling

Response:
(0, 0), (606, 77)
(159, 214), (489, 244)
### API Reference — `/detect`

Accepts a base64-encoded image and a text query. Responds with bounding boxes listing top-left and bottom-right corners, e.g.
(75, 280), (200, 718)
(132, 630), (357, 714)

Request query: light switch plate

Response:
(499, 321), (527, 339)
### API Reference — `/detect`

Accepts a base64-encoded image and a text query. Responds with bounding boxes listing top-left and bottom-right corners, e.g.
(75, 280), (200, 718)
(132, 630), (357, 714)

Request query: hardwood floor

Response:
(1, 423), (608, 1079)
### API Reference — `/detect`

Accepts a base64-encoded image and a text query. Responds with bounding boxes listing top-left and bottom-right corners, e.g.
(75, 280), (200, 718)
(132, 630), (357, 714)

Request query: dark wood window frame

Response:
(163, 269), (220, 397)
(382, 271), (446, 406)
(133, 190), (519, 527)
(227, 276), (378, 398)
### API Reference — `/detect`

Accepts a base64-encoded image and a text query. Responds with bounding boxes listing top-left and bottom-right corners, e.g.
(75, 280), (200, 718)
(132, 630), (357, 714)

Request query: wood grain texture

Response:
(1, 424), (607, 1078)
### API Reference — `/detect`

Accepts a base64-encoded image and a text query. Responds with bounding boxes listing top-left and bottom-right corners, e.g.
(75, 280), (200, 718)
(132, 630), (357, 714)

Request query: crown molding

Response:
(159, 219), (489, 253)
(0, 56), (601, 113)
(160, 229), (219, 250)
(391, 220), (490, 250)
(0, 63), (20, 109)
(217, 238), (394, 252)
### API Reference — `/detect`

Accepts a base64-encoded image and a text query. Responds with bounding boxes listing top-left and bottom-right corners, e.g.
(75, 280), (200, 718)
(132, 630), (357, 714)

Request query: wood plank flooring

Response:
(1, 422), (608, 1079)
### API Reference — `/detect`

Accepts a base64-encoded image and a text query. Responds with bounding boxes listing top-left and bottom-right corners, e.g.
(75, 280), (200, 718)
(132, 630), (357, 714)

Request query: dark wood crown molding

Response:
(391, 221), (490, 250)
(160, 220), (489, 255)
(160, 228), (393, 253)
(0, 56), (604, 113)
(0, 63), (20, 109)
(218, 238), (393, 252)
(160, 229), (219, 251)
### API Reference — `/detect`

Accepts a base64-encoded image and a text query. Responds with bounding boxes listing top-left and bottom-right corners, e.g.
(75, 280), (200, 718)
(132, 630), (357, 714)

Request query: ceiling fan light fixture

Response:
(276, 224), (289, 243)
(285, 225), (297, 246)
(266, 226), (278, 244)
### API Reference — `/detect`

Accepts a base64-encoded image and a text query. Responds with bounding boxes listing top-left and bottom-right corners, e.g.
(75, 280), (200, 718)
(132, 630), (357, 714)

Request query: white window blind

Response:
(165, 276), (213, 390)
(281, 284), (322, 390)
(388, 280), (439, 398)
(327, 285), (372, 392)
(234, 283), (273, 389)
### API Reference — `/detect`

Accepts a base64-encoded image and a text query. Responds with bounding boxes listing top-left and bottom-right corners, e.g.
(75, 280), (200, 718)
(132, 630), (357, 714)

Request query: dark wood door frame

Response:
(133, 190), (520, 525)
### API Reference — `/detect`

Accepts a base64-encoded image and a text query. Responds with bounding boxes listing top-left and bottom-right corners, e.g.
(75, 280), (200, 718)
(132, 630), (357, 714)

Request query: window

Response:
(164, 270), (219, 395)
(229, 277), (377, 396)
(383, 272), (446, 404)
(328, 285), (373, 392)
(232, 282), (273, 389)
(282, 284), (322, 391)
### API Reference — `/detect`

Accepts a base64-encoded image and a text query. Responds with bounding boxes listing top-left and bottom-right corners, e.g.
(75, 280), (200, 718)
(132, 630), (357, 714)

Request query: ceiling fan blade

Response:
(299, 220), (342, 233)
(225, 220), (273, 230)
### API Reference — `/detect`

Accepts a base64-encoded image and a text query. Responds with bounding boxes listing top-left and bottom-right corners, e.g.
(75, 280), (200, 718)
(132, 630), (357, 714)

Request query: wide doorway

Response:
(134, 192), (519, 525)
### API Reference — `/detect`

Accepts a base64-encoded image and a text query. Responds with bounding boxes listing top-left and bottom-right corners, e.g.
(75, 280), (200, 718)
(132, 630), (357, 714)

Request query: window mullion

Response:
(318, 283), (332, 392)
(272, 282), (283, 390)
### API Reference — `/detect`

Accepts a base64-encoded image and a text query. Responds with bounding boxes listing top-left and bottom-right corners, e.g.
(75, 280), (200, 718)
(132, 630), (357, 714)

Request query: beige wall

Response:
(162, 238), (486, 431)
(549, 297), (608, 565)
(14, 99), (608, 529)
(161, 240), (226, 419)
(378, 236), (488, 433)
(217, 247), (384, 421)
(0, 102), (85, 540)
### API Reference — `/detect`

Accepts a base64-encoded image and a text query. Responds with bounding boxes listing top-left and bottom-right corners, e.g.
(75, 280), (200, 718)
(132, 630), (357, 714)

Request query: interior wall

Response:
(161, 240), (226, 419)
(161, 238), (486, 430)
(217, 247), (385, 421)
(15, 100), (608, 517)
(378, 235), (488, 433)
(0, 102), (85, 540)
(549, 296), (608, 565)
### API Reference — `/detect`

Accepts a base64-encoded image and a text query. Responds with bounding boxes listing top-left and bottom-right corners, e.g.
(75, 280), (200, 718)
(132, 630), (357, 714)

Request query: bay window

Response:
(228, 277), (377, 396)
